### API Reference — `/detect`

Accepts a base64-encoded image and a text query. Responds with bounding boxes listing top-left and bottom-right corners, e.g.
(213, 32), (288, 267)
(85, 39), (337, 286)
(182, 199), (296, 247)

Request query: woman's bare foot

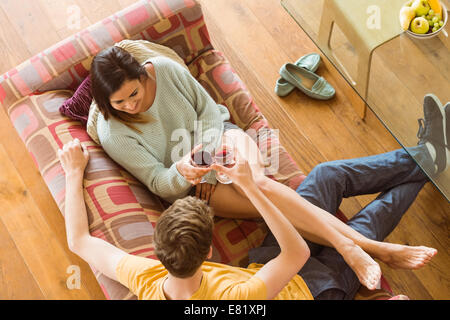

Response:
(339, 243), (381, 290)
(374, 243), (437, 269)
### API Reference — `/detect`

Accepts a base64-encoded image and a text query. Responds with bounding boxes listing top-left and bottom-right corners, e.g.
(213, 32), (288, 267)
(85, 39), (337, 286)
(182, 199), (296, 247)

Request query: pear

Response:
(399, 6), (416, 30)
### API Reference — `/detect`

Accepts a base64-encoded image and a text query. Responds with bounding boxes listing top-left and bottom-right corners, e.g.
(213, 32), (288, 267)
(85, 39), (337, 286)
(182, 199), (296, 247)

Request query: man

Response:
(59, 139), (312, 300)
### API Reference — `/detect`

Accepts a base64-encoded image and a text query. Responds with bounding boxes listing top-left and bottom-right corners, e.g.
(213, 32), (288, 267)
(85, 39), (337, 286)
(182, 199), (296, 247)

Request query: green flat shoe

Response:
(279, 62), (335, 100)
(275, 53), (321, 97)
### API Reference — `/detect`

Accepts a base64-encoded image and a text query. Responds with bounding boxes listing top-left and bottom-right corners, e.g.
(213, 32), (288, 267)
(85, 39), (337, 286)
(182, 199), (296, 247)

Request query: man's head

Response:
(154, 196), (214, 278)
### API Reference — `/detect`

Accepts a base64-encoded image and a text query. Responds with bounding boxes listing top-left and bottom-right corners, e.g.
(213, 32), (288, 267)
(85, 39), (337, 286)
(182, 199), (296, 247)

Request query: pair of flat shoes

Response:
(275, 53), (335, 100)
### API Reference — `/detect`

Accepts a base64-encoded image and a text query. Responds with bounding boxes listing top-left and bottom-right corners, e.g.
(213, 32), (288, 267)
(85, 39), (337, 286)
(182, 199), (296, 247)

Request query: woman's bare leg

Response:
(215, 129), (375, 247)
(209, 177), (381, 290)
(210, 129), (436, 284)
(209, 129), (381, 289)
(210, 182), (354, 248)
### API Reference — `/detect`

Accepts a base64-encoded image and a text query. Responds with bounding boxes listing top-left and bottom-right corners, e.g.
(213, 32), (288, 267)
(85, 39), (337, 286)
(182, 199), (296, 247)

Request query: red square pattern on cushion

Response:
(124, 6), (150, 27)
(52, 42), (78, 62)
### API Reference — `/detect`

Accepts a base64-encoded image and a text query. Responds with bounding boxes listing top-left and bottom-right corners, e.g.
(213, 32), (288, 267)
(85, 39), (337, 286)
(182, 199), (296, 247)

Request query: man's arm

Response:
(59, 139), (126, 281)
(241, 182), (310, 299)
(212, 152), (310, 300)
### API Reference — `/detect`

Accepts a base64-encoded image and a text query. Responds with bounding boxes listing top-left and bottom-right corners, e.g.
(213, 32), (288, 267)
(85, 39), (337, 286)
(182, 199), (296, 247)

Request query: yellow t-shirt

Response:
(116, 254), (313, 300)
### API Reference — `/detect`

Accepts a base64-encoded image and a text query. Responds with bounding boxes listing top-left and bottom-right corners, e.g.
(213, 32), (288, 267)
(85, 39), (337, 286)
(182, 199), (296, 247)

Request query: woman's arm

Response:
(102, 134), (212, 202)
(102, 134), (192, 201)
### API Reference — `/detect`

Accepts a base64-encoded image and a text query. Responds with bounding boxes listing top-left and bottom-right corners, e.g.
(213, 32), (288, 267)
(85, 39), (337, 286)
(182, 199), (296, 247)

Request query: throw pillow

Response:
(58, 75), (92, 126)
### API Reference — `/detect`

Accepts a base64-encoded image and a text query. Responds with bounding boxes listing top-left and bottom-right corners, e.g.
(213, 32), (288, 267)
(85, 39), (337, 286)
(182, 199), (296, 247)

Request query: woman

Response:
(89, 44), (436, 290)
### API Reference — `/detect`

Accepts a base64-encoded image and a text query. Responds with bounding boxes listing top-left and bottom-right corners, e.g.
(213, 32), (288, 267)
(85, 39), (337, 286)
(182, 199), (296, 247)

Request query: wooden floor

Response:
(0, 0), (448, 300)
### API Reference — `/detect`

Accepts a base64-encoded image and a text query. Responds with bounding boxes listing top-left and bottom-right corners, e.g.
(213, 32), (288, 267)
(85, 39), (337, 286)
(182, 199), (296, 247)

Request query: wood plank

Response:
(378, 265), (434, 300)
(118, 0), (141, 8)
(0, 216), (45, 299)
(39, 0), (91, 40)
(0, 0), (61, 55)
(0, 5), (32, 74)
(75, 0), (122, 25)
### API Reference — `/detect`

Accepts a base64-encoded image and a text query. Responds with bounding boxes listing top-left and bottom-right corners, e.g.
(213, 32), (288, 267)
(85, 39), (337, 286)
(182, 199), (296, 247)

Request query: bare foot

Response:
(375, 243), (437, 270)
(340, 243), (381, 290)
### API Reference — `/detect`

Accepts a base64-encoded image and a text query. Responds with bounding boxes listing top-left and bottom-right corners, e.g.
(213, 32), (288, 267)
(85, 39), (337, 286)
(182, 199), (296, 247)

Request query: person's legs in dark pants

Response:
(300, 149), (430, 299)
(297, 148), (428, 215)
(312, 180), (427, 299)
(249, 149), (429, 299)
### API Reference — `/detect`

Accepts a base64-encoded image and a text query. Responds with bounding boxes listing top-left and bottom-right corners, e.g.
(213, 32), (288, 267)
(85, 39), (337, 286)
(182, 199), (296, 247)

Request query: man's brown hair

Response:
(154, 196), (214, 278)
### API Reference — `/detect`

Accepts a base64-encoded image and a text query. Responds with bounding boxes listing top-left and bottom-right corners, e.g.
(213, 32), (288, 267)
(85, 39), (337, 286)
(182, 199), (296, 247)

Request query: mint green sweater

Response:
(97, 56), (230, 203)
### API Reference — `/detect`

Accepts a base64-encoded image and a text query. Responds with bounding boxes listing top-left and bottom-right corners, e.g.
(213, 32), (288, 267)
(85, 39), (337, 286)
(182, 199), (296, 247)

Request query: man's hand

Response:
(195, 183), (216, 204)
(176, 144), (212, 185)
(58, 138), (89, 176)
(211, 147), (254, 188)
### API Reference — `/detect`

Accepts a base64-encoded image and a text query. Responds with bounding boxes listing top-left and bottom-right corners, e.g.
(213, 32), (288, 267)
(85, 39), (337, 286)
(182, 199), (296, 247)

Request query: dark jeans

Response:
(248, 147), (430, 299)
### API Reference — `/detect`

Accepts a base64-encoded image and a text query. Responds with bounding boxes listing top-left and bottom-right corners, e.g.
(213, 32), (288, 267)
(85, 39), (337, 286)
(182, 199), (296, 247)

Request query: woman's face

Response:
(109, 78), (146, 114)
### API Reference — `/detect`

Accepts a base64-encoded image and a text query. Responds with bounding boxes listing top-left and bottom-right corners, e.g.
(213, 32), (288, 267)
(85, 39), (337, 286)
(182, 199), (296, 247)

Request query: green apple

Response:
(410, 17), (430, 33)
(412, 0), (430, 16)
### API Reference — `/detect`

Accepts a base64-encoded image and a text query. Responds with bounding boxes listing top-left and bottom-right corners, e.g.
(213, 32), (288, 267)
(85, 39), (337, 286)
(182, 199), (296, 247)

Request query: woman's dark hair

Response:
(90, 46), (150, 132)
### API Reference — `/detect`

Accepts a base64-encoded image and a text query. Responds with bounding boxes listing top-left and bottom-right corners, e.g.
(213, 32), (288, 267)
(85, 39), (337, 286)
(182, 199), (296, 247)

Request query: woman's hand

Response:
(195, 183), (216, 204)
(58, 138), (90, 176)
(176, 144), (212, 185)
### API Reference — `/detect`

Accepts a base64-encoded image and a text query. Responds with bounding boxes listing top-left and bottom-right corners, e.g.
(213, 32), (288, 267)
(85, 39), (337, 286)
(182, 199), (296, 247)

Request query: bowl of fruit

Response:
(399, 0), (448, 39)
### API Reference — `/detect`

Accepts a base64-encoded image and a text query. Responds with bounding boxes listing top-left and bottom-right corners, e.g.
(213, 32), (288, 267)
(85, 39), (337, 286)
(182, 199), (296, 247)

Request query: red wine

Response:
(214, 147), (235, 168)
(191, 151), (213, 167)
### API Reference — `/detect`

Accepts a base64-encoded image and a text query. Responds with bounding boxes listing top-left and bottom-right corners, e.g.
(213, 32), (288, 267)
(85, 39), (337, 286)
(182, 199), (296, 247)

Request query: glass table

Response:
(281, 0), (450, 201)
